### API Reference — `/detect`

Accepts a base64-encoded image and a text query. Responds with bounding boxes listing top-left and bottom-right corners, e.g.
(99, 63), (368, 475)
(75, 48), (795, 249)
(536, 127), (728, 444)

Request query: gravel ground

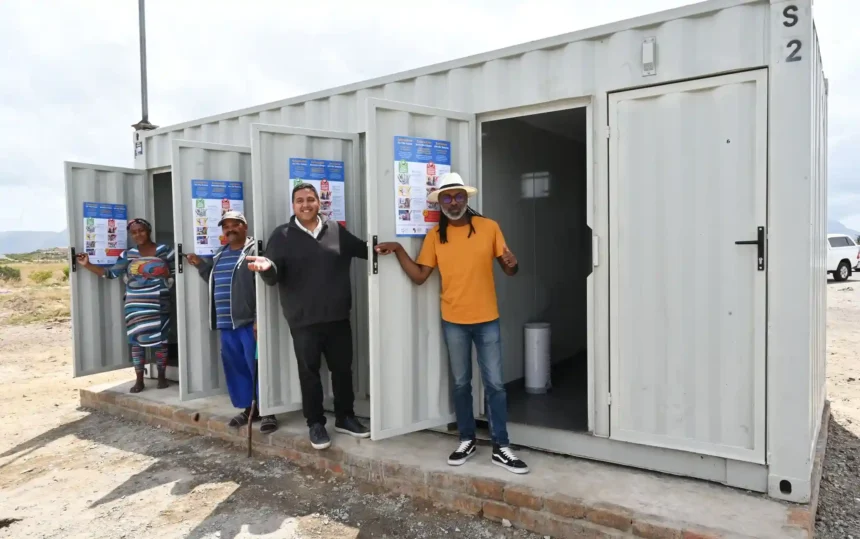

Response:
(817, 420), (860, 538)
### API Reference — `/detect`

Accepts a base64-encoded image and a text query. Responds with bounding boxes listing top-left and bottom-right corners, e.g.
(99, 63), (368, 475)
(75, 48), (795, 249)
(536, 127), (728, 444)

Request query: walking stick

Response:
(248, 341), (258, 458)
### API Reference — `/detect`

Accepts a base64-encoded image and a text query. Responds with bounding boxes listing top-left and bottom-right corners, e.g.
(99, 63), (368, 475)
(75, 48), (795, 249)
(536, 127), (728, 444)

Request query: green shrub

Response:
(29, 270), (52, 284)
(0, 265), (21, 282)
(62, 266), (70, 281)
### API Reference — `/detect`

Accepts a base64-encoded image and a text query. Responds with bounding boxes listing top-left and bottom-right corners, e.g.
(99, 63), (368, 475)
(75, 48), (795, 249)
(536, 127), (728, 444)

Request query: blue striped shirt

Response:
(213, 247), (241, 329)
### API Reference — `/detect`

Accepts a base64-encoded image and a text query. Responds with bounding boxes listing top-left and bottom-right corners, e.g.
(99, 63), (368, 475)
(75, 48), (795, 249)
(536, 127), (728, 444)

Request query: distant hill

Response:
(0, 230), (67, 255)
(828, 220), (860, 239)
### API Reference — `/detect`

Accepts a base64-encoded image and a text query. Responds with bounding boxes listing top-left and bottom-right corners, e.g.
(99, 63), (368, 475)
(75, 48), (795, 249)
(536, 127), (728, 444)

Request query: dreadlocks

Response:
(438, 206), (482, 244)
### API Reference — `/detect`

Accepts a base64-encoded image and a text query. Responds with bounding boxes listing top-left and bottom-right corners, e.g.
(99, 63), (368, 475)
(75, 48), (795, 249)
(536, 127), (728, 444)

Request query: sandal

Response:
(228, 407), (260, 428)
(260, 415), (278, 434)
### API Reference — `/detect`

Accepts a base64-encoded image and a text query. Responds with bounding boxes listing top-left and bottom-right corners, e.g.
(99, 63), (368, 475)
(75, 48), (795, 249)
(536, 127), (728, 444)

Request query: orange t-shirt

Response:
(416, 216), (506, 324)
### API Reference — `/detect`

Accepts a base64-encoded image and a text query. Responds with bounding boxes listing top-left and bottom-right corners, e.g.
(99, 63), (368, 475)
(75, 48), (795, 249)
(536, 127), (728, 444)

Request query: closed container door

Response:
(250, 124), (361, 416)
(66, 162), (148, 377)
(366, 98), (476, 440)
(608, 70), (767, 463)
(172, 140), (253, 401)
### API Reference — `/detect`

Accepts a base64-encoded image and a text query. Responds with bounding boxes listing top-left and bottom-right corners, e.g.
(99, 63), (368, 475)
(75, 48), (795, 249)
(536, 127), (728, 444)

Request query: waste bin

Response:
(524, 323), (551, 394)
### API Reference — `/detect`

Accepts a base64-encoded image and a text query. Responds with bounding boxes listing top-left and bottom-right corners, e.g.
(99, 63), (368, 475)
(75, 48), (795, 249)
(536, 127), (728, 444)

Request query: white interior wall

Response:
(481, 110), (589, 384)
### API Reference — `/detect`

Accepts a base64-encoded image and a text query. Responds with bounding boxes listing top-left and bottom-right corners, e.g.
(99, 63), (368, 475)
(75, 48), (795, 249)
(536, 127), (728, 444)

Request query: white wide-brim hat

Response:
(426, 172), (478, 203)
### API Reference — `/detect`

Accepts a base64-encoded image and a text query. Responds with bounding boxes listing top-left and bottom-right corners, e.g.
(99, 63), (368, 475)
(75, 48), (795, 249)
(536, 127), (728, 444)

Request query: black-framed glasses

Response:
(440, 193), (466, 205)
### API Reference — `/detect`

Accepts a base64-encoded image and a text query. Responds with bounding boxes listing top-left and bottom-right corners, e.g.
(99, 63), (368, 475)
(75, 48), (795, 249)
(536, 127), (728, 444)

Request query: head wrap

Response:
(126, 218), (152, 232)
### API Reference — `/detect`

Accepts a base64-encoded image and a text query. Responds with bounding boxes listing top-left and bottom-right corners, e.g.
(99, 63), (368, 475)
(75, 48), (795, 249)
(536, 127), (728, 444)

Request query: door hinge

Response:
(592, 236), (599, 267)
(606, 126), (611, 139)
(607, 393), (612, 406)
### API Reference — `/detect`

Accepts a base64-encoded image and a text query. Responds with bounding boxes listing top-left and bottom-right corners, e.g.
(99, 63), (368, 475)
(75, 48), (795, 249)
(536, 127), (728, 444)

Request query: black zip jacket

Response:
(260, 216), (367, 329)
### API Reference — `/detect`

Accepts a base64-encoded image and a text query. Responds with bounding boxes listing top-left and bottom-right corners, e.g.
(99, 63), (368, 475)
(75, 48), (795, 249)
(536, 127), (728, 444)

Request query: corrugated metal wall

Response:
(810, 24), (828, 443)
(66, 163), (148, 377)
(140, 1), (768, 170)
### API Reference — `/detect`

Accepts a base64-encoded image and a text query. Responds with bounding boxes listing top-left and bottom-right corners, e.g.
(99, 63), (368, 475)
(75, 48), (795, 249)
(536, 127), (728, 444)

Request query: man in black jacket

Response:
(247, 183), (369, 450)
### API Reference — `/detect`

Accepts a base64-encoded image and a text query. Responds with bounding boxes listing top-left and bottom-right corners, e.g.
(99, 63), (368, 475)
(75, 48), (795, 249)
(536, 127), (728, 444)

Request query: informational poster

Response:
(83, 202), (128, 266)
(289, 158), (346, 226)
(393, 136), (452, 237)
(191, 180), (245, 256)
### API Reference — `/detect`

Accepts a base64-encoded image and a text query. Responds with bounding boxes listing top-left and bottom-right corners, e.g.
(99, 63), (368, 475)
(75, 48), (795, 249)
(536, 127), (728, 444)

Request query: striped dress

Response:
(104, 244), (175, 347)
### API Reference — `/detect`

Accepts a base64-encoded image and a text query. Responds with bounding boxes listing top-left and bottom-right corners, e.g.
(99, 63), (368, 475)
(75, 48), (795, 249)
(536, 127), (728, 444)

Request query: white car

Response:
(827, 234), (860, 281)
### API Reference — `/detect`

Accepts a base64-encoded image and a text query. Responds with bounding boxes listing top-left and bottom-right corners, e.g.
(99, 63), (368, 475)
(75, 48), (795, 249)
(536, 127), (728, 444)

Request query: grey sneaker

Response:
(309, 423), (331, 450)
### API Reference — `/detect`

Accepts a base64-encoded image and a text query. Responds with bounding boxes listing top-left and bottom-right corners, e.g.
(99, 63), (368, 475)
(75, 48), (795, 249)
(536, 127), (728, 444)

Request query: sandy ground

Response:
(0, 281), (857, 538)
(0, 323), (541, 539)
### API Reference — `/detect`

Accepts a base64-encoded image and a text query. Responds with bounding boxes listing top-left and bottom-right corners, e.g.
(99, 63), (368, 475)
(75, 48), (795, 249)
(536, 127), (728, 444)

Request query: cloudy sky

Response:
(0, 0), (856, 233)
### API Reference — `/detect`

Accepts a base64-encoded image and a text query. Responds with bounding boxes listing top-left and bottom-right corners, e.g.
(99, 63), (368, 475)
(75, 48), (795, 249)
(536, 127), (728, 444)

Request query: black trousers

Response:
(290, 319), (355, 427)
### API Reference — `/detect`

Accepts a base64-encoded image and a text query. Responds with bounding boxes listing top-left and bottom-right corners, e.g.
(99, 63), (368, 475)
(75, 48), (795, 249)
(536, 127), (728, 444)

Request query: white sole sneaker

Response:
(334, 427), (371, 439)
(311, 440), (331, 450)
(492, 459), (530, 474)
(447, 450), (476, 466)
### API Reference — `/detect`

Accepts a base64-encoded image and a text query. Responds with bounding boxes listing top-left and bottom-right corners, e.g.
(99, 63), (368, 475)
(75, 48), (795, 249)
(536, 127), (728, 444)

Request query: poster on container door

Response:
(190, 180), (245, 256)
(393, 136), (451, 237)
(289, 158), (346, 226)
(83, 202), (128, 266)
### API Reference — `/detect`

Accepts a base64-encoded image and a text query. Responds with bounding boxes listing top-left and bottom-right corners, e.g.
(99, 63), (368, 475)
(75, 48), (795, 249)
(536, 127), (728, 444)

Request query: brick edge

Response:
(80, 388), (793, 539)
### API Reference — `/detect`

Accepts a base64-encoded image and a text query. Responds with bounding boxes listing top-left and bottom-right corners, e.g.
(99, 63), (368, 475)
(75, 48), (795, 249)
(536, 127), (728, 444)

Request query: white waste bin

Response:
(524, 323), (551, 394)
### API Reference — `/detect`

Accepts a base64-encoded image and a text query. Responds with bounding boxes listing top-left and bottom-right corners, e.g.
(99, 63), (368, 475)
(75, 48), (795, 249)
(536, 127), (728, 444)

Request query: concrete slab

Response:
(80, 381), (823, 539)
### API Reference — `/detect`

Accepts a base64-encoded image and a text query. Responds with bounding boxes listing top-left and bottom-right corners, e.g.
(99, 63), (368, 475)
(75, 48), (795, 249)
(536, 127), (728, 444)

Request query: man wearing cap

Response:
(186, 211), (278, 434)
(375, 172), (529, 474)
(246, 182), (370, 450)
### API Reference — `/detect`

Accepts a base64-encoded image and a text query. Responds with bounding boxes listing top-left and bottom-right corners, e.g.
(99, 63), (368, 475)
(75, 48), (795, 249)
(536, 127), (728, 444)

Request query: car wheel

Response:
(834, 261), (851, 281)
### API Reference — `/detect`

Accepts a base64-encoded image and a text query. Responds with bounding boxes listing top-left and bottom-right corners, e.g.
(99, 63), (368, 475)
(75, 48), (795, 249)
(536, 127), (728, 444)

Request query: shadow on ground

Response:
(1, 409), (514, 539)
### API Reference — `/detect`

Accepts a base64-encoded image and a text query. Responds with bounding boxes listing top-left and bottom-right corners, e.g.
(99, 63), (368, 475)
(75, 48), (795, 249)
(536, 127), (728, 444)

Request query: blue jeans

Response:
(442, 319), (510, 447)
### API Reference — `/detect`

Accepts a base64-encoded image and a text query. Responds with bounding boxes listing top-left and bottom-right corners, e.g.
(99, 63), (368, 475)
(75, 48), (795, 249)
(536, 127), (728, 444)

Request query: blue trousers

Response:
(220, 324), (256, 409)
(442, 319), (510, 447)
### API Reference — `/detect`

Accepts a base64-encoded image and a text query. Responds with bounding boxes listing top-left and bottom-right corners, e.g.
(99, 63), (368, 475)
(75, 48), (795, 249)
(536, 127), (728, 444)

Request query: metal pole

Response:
(132, 0), (157, 130)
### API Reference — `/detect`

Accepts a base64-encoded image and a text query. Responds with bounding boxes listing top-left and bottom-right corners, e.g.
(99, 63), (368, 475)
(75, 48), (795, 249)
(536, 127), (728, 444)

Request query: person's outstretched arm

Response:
(375, 237), (435, 286)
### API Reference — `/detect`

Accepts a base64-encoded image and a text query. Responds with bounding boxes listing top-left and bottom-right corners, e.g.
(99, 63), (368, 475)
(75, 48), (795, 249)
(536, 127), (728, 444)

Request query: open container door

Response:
(171, 140), (253, 401)
(366, 98), (476, 440)
(250, 124), (361, 416)
(66, 162), (149, 377)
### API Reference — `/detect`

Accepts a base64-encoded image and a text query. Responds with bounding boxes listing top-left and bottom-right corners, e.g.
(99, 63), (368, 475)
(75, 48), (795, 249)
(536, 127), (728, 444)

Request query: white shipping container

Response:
(66, 0), (827, 503)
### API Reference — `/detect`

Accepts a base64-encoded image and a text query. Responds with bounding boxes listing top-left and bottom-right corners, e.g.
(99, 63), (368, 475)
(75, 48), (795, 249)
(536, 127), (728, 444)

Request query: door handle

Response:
(70, 247), (77, 273)
(735, 226), (765, 271)
(257, 239), (264, 256)
(177, 243), (184, 274)
(372, 235), (378, 275)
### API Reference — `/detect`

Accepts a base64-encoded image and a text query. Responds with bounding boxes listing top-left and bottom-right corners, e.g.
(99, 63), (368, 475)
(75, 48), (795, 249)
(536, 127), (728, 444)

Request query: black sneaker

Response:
(447, 439), (477, 466)
(334, 416), (370, 438)
(309, 423), (331, 450)
(492, 444), (529, 474)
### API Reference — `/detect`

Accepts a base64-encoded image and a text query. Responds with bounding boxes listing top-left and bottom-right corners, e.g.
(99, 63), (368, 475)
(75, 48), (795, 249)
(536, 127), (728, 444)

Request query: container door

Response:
(66, 162), (149, 377)
(249, 124), (361, 416)
(608, 70), (767, 463)
(171, 140), (253, 401)
(365, 98), (476, 440)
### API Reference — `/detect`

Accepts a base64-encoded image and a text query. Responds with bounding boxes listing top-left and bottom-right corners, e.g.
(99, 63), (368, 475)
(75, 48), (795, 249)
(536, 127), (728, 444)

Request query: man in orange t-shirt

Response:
(376, 172), (529, 474)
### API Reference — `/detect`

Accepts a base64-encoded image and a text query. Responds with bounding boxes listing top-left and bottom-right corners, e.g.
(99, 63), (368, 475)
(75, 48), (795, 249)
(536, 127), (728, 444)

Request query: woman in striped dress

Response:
(77, 218), (175, 393)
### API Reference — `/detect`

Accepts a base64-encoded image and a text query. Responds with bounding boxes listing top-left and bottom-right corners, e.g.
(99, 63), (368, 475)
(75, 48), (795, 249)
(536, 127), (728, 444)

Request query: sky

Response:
(0, 0), (857, 233)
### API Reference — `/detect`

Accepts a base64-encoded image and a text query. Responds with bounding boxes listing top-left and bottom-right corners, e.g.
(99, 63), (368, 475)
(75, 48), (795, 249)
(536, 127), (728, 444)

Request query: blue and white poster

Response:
(289, 158), (346, 225)
(191, 180), (245, 256)
(83, 202), (128, 266)
(393, 136), (451, 237)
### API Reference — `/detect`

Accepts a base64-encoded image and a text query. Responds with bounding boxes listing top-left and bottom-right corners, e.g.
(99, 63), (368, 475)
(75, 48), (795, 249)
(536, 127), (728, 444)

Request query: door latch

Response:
(734, 226), (765, 271)
(372, 236), (379, 275)
(177, 243), (184, 274)
(70, 247), (77, 273)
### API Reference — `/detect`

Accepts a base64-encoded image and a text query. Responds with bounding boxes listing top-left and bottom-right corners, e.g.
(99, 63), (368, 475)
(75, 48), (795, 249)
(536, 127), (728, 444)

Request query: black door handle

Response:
(177, 243), (184, 274)
(735, 226), (765, 271)
(257, 239), (264, 256)
(372, 236), (378, 275)
(70, 247), (77, 273)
